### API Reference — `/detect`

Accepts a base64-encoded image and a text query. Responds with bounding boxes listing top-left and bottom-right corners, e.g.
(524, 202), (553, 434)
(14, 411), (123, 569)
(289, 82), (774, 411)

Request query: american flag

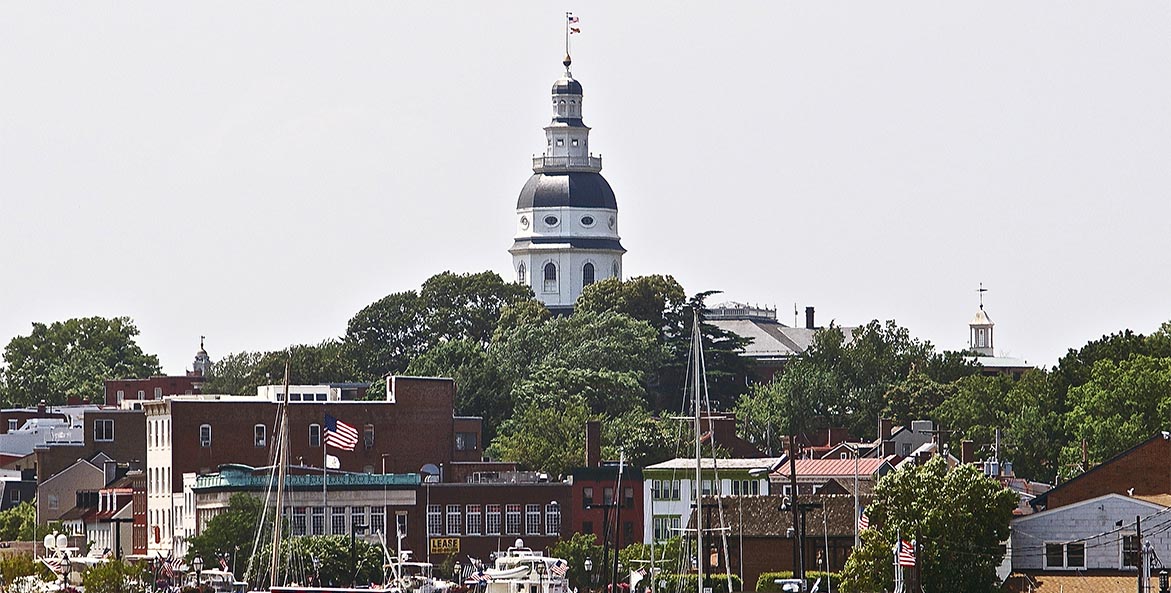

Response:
(550, 560), (568, 578)
(567, 14), (579, 24)
(465, 570), (490, 586)
(41, 557), (62, 575)
(220, 556), (229, 571)
(896, 539), (916, 567)
(858, 510), (870, 531)
(158, 554), (175, 578)
(325, 414), (359, 451)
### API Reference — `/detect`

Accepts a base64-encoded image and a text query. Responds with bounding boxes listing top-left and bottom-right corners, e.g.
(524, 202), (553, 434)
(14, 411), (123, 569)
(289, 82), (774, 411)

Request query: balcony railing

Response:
(532, 155), (602, 173)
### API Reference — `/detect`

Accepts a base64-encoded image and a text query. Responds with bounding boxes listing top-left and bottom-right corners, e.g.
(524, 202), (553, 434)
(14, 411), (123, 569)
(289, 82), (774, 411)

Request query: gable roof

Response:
(1031, 432), (1171, 511)
(1012, 492), (1170, 526)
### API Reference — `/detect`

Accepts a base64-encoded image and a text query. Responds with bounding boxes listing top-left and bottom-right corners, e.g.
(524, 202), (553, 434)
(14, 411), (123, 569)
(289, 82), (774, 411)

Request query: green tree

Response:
(201, 351), (264, 395)
(1061, 355), (1171, 473)
(550, 533), (604, 591)
(0, 552), (54, 584)
(0, 317), (161, 405)
(406, 338), (509, 441)
(881, 372), (955, 427)
(576, 275), (687, 339)
(617, 537), (683, 577)
(487, 394), (591, 476)
(603, 410), (678, 469)
(734, 363), (842, 455)
(0, 501), (42, 541)
(186, 494), (264, 569)
(82, 558), (149, 593)
(202, 341), (356, 397)
(840, 457), (1017, 593)
(345, 291), (427, 380)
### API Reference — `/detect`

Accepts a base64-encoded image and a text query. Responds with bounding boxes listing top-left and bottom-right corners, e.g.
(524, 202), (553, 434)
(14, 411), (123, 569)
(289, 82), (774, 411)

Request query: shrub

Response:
(657, 573), (743, 593)
(754, 571), (839, 593)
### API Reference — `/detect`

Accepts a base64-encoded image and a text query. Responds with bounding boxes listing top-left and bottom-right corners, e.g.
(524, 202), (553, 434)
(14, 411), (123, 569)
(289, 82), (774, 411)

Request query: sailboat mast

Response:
(270, 358), (292, 587)
(691, 309), (704, 593)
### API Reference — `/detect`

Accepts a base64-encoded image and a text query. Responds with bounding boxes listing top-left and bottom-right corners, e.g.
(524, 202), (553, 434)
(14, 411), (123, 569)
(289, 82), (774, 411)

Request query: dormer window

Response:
(556, 139), (564, 147)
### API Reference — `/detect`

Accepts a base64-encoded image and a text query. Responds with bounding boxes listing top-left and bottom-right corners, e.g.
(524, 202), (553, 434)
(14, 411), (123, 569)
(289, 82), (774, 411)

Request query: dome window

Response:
(543, 263), (558, 293)
(583, 263), (595, 287)
(520, 216), (529, 229)
(608, 216), (616, 229)
(518, 262), (527, 284)
(544, 216), (559, 227)
(581, 216), (595, 227)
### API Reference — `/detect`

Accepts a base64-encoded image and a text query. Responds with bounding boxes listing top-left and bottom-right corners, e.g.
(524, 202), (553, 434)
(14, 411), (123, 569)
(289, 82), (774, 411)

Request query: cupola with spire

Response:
(510, 52), (626, 314)
(969, 285), (995, 356)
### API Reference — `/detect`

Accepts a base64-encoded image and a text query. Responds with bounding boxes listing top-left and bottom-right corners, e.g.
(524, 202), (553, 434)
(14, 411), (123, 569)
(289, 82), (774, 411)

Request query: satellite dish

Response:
(420, 463), (440, 476)
(44, 534), (55, 551)
(56, 534), (68, 549)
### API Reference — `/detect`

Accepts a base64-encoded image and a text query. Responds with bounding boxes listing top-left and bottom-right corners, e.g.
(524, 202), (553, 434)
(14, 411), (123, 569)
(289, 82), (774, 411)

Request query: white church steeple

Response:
(969, 284), (995, 356)
(510, 52), (625, 314)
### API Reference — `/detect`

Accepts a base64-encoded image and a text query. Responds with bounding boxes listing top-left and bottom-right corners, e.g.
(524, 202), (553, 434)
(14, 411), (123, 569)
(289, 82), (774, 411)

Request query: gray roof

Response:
(516, 172), (617, 209)
(708, 318), (857, 360)
(646, 457), (782, 471)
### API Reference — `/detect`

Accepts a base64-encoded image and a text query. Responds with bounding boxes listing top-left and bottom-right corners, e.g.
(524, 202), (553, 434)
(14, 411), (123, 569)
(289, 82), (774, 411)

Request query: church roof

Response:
(552, 76), (583, 95)
(516, 172), (617, 209)
(970, 308), (994, 326)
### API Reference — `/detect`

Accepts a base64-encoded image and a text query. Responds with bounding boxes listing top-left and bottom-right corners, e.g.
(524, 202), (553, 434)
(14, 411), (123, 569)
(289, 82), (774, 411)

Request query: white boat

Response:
(480, 539), (570, 593)
(385, 556), (456, 593)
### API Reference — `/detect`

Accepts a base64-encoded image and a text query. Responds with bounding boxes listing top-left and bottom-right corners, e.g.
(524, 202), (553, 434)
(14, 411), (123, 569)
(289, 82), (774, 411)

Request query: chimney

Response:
(37, 400), (46, 414)
(878, 418), (893, 441)
(961, 440), (975, 464)
(882, 440), (896, 457)
(103, 460), (118, 486)
(585, 421), (601, 468)
(805, 307), (816, 330)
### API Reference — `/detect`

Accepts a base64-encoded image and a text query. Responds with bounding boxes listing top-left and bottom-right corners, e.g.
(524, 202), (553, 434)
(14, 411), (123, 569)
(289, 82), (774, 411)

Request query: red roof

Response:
(773, 458), (890, 478)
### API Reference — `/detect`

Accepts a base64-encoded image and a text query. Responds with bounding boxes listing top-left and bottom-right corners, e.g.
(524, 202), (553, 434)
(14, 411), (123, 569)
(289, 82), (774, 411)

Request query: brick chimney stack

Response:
(961, 440), (976, 464)
(805, 307), (816, 330)
(585, 421), (601, 468)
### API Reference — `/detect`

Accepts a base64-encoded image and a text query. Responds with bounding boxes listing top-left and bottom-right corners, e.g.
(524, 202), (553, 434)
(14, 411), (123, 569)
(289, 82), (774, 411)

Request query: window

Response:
(751, 480), (760, 495)
(544, 215), (559, 226)
(311, 507), (325, 535)
(428, 505), (442, 536)
(292, 507), (307, 536)
(331, 508), (346, 535)
(154, 387), (162, 399)
(370, 506), (385, 535)
(1123, 535), (1141, 568)
(6, 419), (16, 432)
(653, 516), (681, 541)
(116, 390), (124, 403)
(48, 494), (58, 510)
(583, 521), (593, 535)
(94, 419), (114, 442)
(446, 504), (462, 535)
(505, 504), (522, 535)
(583, 487), (594, 508)
(545, 503), (561, 535)
(392, 512), (404, 538)
(466, 505), (482, 535)
(309, 424), (321, 448)
(624, 487), (634, 508)
(364, 424), (375, 449)
(583, 263), (595, 287)
(518, 262), (527, 284)
(651, 480), (661, 500)
(525, 504), (541, 534)
(902, 443), (912, 456)
(351, 506), (367, 532)
(603, 488), (614, 505)
(137, 390), (145, 398)
(254, 424), (266, 447)
(199, 424), (212, 447)
(702, 480), (712, 496)
(581, 216), (594, 226)
(571, 139), (579, 147)
(543, 263), (558, 293)
(456, 432), (478, 451)
(1046, 542), (1086, 568)
(556, 138), (564, 146)
(486, 504), (502, 535)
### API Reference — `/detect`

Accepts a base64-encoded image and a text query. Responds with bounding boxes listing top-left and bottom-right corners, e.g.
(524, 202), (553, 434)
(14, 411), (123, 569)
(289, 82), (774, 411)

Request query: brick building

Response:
(570, 423), (643, 552)
(1031, 432), (1171, 511)
(35, 408), (146, 484)
(144, 377), (483, 555)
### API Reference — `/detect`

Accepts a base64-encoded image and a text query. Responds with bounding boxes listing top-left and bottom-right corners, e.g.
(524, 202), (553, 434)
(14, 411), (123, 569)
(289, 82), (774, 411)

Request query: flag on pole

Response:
(325, 454), (341, 469)
(858, 509), (870, 531)
(896, 539), (916, 567)
(550, 560), (568, 578)
(324, 414), (359, 451)
(567, 15), (579, 24)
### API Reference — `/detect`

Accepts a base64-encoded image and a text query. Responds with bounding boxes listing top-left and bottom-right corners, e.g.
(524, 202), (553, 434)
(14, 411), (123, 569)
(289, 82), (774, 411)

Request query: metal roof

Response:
(516, 172), (617, 209)
(645, 457), (782, 471)
(773, 457), (891, 478)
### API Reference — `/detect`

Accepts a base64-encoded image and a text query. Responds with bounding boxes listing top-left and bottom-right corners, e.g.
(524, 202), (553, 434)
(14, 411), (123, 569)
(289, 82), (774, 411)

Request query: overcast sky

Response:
(3, 2), (1170, 376)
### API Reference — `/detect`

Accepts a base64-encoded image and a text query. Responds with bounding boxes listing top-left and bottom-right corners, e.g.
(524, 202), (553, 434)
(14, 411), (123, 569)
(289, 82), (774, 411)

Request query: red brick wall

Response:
(163, 378), (460, 491)
(37, 411), (146, 482)
(1047, 435), (1171, 509)
(569, 473), (643, 550)
(104, 376), (202, 405)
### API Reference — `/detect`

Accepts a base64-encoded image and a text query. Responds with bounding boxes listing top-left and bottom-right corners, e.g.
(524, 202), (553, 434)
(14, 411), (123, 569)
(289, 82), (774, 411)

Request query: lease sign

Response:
(430, 537), (460, 555)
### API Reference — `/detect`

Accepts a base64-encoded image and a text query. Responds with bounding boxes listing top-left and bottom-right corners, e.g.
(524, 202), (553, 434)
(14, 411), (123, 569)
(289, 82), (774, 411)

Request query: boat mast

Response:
(691, 308), (704, 593)
(270, 358), (291, 587)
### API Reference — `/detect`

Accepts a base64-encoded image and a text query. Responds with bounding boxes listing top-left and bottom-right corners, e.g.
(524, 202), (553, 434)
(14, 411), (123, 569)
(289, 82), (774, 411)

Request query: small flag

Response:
(897, 539), (916, 567)
(567, 15), (579, 24)
(326, 454), (341, 469)
(325, 414), (359, 451)
(630, 568), (646, 587)
(220, 557), (229, 572)
(550, 560), (568, 578)
(570, 27), (581, 34)
(858, 510), (870, 531)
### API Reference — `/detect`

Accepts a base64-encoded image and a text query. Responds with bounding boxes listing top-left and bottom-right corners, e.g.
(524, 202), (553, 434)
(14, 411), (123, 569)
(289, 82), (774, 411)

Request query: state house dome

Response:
(516, 172), (617, 210)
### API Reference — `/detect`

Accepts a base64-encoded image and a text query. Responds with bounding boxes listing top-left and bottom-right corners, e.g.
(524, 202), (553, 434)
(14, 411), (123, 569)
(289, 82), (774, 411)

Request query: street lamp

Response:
(584, 558), (593, 591)
(193, 556), (204, 588)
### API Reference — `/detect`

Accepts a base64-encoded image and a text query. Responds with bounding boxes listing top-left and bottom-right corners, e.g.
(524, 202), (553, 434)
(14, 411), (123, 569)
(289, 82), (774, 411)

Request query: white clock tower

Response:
(510, 54), (625, 314)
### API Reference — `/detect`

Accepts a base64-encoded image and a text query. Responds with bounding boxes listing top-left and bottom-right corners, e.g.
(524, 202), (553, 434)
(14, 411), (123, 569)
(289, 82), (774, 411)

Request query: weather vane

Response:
(977, 283), (988, 310)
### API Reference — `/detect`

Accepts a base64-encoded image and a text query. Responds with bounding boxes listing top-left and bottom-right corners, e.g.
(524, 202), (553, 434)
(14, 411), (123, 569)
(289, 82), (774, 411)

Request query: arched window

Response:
(518, 262), (527, 284)
(544, 262), (558, 293)
(611, 261), (620, 279)
(583, 263), (595, 287)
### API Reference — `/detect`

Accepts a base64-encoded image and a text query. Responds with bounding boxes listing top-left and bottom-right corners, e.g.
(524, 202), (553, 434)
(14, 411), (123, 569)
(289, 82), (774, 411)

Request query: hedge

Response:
(755, 571), (840, 592)
(655, 573), (744, 593)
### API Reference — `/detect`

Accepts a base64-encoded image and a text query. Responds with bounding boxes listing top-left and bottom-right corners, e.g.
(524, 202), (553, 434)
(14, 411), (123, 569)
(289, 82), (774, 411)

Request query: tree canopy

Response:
(840, 457), (1017, 593)
(0, 316), (161, 405)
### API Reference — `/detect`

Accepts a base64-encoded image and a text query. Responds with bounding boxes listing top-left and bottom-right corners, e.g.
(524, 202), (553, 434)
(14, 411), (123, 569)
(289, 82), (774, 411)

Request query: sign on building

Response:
(429, 537), (460, 555)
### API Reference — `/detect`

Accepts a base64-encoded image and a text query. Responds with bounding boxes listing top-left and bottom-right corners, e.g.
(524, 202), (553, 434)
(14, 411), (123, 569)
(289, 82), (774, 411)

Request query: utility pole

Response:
(786, 433), (801, 583)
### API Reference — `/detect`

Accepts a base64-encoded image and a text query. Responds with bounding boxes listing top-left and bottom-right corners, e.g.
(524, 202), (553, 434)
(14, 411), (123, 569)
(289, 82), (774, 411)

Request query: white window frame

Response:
(447, 504), (462, 536)
(199, 424), (212, 447)
(309, 424), (321, 448)
(254, 424), (266, 447)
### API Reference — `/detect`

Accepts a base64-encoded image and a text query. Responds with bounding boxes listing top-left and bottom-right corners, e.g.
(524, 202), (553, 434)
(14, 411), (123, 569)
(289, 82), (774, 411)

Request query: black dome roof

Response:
(516, 172), (617, 209)
(552, 77), (583, 95)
